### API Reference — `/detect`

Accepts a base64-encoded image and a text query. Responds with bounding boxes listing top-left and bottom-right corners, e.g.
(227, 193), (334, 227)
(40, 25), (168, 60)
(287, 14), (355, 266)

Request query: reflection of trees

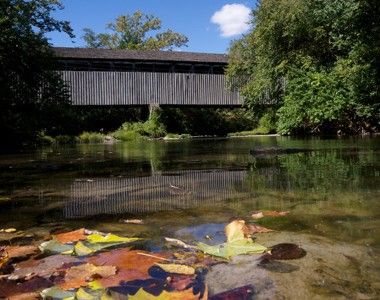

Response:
(244, 150), (378, 193)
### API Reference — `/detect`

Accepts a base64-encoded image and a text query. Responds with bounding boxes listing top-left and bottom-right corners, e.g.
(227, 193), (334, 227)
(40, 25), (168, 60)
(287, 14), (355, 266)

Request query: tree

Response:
(83, 11), (188, 50)
(227, 0), (380, 135)
(0, 0), (73, 147)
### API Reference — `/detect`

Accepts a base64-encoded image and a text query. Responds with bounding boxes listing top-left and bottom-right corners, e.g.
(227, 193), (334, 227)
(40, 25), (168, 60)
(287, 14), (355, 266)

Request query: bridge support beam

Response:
(148, 103), (160, 119)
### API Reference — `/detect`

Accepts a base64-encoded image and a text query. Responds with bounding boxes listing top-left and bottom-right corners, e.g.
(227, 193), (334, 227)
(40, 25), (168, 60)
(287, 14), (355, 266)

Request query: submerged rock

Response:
(206, 232), (380, 299)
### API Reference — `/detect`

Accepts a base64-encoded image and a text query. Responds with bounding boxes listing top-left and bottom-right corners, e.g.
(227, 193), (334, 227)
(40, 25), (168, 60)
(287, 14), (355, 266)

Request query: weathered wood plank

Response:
(61, 71), (241, 106)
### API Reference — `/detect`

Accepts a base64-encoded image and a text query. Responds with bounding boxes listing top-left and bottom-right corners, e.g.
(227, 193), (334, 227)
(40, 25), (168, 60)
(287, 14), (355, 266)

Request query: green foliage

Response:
(227, 0), (380, 135)
(0, 0), (73, 147)
(143, 109), (167, 138)
(37, 131), (56, 146)
(112, 109), (167, 141)
(112, 122), (145, 141)
(78, 132), (105, 144)
(83, 11), (188, 50)
(228, 110), (277, 136)
(160, 108), (257, 136)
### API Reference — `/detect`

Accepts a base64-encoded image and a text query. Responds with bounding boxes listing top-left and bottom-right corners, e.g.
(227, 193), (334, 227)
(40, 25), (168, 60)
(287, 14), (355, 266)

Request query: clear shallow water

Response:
(0, 136), (379, 298)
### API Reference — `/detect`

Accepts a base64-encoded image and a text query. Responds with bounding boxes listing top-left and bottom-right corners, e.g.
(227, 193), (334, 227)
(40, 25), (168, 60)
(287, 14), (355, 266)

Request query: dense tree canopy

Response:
(0, 0), (73, 146)
(83, 11), (188, 50)
(227, 0), (380, 134)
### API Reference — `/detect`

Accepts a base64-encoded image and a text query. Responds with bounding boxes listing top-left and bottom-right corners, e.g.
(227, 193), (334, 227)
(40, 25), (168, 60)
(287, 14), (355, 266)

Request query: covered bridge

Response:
(54, 47), (242, 106)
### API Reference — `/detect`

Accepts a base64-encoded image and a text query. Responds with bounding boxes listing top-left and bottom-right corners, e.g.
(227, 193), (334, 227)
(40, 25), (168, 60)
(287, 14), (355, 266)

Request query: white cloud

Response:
(211, 3), (251, 37)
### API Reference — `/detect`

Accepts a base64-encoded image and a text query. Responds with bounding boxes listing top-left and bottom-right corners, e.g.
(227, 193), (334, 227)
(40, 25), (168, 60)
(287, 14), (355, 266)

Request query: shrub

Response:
(37, 131), (55, 145)
(55, 135), (76, 144)
(112, 109), (166, 141)
(78, 132), (105, 143)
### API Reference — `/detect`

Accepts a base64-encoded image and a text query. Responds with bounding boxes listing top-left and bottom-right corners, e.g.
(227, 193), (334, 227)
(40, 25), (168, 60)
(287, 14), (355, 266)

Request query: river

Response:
(0, 136), (379, 298)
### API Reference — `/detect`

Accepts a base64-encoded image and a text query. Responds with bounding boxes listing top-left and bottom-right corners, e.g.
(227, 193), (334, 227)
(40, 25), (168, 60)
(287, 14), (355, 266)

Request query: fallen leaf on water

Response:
(54, 228), (87, 244)
(86, 233), (141, 244)
(119, 219), (144, 225)
(252, 211), (289, 219)
(197, 239), (267, 259)
(1, 245), (39, 260)
(11, 254), (80, 280)
(172, 251), (220, 269)
(155, 263), (195, 275)
(197, 220), (267, 259)
(40, 286), (75, 300)
(245, 224), (274, 234)
(87, 249), (169, 288)
(60, 263), (116, 290)
(0, 255), (8, 270)
(225, 220), (246, 242)
(164, 237), (198, 250)
(262, 243), (306, 260)
(168, 274), (195, 291)
(39, 229), (141, 256)
(225, 220), (273, 242)
(74, 241), (94, 256)
(75, 287), (113, 300)
(92, 268), (147, 289)
(75, 288), (95, 300)
(128, 287), (199, 300)
(39, 239), (74, 255)
(209, 284), (254, 300)
(0, 277), (53, 299)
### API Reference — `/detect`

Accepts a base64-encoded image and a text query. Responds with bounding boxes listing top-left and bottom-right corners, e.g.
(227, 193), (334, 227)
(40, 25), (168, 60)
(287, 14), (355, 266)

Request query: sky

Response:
(47, 0), (256, 54)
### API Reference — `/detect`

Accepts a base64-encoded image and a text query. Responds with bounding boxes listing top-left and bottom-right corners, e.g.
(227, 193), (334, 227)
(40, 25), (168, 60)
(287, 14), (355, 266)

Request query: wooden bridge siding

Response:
(61, 71), (241, 106)
(64, 170), (246, 218)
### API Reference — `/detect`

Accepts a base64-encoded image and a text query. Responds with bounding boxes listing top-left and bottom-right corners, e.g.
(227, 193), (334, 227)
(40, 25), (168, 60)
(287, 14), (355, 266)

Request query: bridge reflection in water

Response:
(65, 170), (246, 218)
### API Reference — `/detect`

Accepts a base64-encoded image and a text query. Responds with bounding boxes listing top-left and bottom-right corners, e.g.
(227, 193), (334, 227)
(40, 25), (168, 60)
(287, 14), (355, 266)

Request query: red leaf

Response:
(0, 277), (52, 298)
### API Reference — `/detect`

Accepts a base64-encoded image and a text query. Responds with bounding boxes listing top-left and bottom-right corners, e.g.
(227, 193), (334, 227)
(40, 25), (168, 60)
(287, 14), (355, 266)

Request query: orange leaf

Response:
(60, 263), (116, 290)
(245, 224), (274, 234)
(54, 228), (87, 244)
(252, 210), (289, 219)
(87, 249), (168, 275)
(3, 245), (39, 259)
(96, 268), (147, 288)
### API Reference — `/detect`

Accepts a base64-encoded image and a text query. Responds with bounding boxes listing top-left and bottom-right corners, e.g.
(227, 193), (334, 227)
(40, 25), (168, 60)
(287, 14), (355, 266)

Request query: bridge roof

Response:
(54, 47), (228, 64)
